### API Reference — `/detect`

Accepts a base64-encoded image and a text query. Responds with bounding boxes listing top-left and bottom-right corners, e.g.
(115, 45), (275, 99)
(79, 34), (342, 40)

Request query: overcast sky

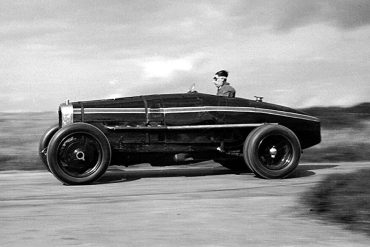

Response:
(1, 0), (370, 112)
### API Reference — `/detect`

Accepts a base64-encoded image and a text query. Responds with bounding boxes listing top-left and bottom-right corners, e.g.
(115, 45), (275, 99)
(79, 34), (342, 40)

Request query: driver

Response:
(213, 70), (236, 97)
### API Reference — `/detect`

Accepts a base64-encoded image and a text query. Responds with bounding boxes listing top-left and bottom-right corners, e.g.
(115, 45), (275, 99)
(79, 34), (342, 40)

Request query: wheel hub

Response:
(257, 134), (294, 170)
(74, 149), (86, 161)
(269, 146), (277, 158)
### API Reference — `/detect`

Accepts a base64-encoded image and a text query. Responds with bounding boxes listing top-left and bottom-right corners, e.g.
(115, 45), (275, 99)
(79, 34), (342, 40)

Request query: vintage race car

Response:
(39, 92), (321, 185)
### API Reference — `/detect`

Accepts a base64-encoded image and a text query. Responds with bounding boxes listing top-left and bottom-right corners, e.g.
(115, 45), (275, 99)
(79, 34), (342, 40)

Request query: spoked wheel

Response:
(47, 123), (111, 185)
(243, 124), (301, 179)
(256, 135), (294, 169)
(56, 133), (103, 176)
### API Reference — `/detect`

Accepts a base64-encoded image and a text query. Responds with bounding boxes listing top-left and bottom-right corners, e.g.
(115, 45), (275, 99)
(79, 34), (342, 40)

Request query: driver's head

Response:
(213, 70), (228, 88)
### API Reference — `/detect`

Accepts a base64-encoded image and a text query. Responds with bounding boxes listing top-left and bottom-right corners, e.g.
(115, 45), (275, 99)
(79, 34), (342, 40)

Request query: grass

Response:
(302, 102), (370, 129)
(302, 170), (370, 235)
(0, 112), (57, 171)
(299, 104), (370, 235)
(302, 143), (370, 163)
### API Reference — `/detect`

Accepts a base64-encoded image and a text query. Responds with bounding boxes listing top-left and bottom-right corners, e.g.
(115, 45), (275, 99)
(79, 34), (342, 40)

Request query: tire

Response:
(243, 124), (301, 179)
(242, 127), (263, 173)
(47, 123), (111, 185)
(39, 124), (59, 172)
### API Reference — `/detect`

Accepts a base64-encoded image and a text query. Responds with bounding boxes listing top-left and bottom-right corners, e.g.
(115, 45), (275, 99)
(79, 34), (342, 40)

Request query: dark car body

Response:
(41, 93), (320, 185)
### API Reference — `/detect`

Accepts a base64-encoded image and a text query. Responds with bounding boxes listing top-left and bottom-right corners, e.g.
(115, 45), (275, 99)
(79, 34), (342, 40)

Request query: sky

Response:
(1, 0), (370, 112)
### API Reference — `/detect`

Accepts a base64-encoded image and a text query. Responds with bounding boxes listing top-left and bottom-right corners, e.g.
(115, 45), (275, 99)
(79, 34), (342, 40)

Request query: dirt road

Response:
(1, 162), (370, 246)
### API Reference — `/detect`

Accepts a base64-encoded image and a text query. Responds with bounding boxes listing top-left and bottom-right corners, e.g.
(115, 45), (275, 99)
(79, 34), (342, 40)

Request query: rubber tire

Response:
(47, 123), (111, 185)
(243, 124), (301, 179)
(242, 127), (264, 173)
(39, 124), (59, 172)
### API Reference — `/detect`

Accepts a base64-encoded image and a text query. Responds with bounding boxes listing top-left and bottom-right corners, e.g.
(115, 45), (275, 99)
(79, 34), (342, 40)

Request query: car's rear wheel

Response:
(39, 124), (59, 172)
(47, 123), (111, 185)
(243, 124), (301, 179)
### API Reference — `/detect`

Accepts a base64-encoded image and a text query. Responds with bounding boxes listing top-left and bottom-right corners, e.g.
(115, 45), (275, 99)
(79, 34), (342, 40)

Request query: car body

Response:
(40, 93), (321, 185)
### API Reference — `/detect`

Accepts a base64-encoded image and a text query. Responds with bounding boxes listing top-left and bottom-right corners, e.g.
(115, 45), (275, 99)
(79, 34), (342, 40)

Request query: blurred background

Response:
(0, 1), (369, 170)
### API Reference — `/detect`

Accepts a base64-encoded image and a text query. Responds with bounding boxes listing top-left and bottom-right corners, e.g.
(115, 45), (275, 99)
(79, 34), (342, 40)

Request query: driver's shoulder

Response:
(221, 83), (235, 92)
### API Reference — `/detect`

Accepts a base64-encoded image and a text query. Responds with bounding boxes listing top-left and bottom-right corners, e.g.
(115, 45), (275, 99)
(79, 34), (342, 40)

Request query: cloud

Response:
(274, 0), (370, 32)
(141, 57), (193, 78)
(108, 79), (119, 85)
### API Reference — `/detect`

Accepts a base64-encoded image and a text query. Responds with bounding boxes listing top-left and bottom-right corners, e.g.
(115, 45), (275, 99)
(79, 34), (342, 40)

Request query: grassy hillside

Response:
(0, 102), (369, 171)
(299, 103), (370, 235)
(0, 112), (57, 171)
(302, 103), (370, 129)
(300, 103), (370, 162)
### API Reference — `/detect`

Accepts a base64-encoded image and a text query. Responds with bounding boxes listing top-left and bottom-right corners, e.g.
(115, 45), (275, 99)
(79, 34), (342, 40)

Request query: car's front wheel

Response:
(47, 123), (111, 185)
(243, 124), (301, 179)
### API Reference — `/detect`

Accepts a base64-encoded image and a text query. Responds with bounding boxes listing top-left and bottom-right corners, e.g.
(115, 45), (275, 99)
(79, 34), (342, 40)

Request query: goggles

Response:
(213, 76), (227, 81)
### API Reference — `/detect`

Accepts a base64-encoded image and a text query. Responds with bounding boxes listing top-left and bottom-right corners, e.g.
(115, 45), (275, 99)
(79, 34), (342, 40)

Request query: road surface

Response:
(1, 161), (370, 246)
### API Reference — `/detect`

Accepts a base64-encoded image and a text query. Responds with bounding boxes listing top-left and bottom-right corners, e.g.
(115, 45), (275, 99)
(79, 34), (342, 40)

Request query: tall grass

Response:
(300, 103), (370, 235)
(302, 170), (370, 235)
